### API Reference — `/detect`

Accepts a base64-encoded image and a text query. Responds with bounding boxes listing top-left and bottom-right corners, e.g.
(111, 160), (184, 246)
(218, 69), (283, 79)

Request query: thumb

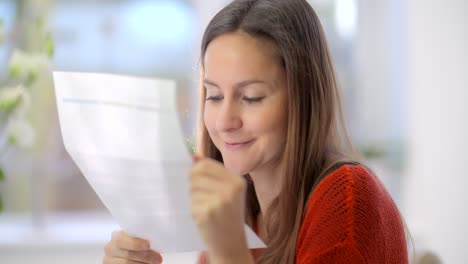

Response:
(192, 153), (204, 163)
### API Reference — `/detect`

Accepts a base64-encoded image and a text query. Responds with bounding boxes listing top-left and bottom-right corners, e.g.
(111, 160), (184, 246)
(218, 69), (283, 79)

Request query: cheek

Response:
(203, 105), (217, 137)
(255, 103), (288, 138)
(263, 111), (288, 157)
(273, 97), (289, 138)
(277, 110), (288, 137)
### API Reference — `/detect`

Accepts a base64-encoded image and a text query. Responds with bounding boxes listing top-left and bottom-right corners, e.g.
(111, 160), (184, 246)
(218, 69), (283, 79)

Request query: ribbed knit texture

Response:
(197, 164), (408, 263)
(296, 164), (408, 263)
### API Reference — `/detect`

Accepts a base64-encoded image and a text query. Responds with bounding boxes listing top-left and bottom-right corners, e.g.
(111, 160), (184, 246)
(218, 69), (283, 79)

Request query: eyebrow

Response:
(204, 78), (268, 90)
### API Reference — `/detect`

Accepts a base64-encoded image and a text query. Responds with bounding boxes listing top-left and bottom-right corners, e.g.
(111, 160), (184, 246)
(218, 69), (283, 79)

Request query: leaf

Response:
(185, 138), (196, 154)
(26, 71), (38, 86)
(0, 96), (20, 111)
(8, 133), (17, 145)
(0, 19), (4, 45)
(0, 167), (4, 182)
(0, 168), (4, 212)
(0, 87), (22, 111)
(9, 64), (21, 78)
(45, 33), (54, 58)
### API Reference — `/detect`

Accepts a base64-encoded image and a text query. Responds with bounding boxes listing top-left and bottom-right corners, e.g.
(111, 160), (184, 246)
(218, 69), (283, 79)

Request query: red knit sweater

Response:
(198, 164), (408, 263)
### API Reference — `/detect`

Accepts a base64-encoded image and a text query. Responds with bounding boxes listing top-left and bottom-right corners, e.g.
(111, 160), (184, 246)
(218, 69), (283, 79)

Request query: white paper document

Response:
(53, 71), (266, 253)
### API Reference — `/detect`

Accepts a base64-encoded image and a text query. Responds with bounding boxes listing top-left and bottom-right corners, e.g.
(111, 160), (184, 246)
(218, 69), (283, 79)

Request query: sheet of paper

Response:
(53, 71), (266, 253)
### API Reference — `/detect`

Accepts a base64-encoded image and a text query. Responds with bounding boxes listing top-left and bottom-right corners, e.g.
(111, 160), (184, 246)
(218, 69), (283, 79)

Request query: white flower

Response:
(6, 118), (35, 148)
(8, 49), (49, 82)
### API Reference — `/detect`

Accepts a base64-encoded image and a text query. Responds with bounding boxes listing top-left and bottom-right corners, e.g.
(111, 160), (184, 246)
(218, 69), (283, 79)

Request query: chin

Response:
(224, 164), (247, 175)
(222, 158), (252, 176)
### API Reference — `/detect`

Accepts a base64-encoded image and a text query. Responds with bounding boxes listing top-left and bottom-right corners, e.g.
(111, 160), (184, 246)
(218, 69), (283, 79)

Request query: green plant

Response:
(0, 17), (54, 212)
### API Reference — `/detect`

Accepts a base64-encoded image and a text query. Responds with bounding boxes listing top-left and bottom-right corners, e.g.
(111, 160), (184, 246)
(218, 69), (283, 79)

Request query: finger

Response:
(104, 240), (163, 263)
(190, 173), (224, 193)
(190, 193), (221, 220)
(192, 153), (204, 163)
(110, 248), (163, 263)
(190, 161), (228, 182)
(191, 190), (217, 206)
(192, 174), (247, 196)
(191, 158), (221, 173)
(112, 230), (150, 251)
(103, 256), (161, 264)
(191, 192), (226, 218)
(191, 159), (245, 184)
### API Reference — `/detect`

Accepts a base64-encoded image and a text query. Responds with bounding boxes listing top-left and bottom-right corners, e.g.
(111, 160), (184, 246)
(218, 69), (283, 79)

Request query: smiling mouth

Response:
(224, 139), (255, 149)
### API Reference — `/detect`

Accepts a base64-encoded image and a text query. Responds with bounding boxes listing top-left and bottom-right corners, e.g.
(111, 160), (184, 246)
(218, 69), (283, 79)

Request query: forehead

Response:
(203, 32), (281, 79)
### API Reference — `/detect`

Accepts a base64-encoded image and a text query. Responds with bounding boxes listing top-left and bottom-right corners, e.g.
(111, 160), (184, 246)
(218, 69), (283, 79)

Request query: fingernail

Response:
(192, 153), (202, 163)
(144, 241), (150, 250)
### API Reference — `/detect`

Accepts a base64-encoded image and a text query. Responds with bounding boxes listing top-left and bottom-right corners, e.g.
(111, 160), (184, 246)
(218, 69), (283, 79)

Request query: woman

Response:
(103, 0), (408, 263)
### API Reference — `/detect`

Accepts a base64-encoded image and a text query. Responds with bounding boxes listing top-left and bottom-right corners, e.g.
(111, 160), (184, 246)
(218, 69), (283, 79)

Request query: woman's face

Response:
(203, 32), (288, 175)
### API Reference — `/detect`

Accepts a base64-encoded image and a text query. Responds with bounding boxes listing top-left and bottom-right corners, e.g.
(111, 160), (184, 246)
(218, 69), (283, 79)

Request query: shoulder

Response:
(296, 164), (407, 263)
(306, 164), (392, 213)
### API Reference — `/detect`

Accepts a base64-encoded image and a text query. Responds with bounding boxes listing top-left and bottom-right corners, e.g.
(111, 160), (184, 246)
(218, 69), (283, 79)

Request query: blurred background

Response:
(0, 0), (466, 263)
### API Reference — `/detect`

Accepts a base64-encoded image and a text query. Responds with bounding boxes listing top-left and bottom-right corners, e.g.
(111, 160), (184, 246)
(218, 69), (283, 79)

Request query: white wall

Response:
(357, 0), (468, 261)
(355, 0), (407, 145)
(0, 213), (199, 264)
(404, 0), (468, 263)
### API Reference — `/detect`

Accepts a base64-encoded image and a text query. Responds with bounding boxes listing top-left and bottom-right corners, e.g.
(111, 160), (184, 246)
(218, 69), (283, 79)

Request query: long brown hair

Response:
(197, 0), (357, 263)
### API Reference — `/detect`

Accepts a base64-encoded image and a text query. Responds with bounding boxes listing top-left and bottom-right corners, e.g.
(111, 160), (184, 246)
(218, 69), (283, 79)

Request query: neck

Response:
(249, 157), (285, 221)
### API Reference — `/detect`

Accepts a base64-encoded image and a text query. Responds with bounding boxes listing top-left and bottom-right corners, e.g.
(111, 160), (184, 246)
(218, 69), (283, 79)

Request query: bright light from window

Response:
(123, 0), (194, 45)
(0, 1), (16, 77)
(0, 1), (15, 28)
(334, 0), (357, 39)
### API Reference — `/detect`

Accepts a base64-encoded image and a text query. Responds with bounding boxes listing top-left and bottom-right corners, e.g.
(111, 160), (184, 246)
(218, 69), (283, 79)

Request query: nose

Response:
(216, 99), (242, 132)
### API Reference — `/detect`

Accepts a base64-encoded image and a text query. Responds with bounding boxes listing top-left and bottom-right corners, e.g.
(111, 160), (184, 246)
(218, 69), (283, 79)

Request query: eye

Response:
(243, 96), (265, 103)
(206, 95), (223, 102)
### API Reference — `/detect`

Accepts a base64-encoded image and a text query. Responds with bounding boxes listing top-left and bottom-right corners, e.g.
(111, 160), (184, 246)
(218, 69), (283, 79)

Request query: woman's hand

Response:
(103, 230), (163, 264)
(190, 156), (253, 263)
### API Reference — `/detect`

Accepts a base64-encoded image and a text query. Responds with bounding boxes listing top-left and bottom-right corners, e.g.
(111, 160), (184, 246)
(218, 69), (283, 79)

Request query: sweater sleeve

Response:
(297, 242), (365, 264)
(296, 165), (408, 264)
